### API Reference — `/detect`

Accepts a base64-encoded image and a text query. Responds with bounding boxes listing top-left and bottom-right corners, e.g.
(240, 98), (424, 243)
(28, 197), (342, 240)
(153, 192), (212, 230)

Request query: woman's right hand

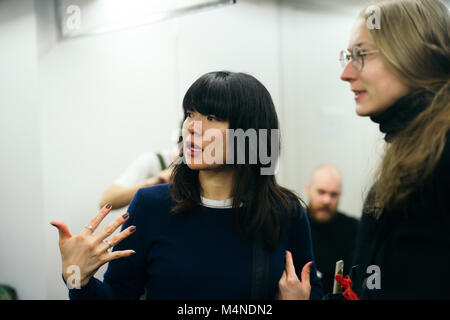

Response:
(50, 203), (136, 288)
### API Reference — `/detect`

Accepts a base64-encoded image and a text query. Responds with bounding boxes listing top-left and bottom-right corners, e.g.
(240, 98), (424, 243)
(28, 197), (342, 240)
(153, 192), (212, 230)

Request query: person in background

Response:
(99, 149), (178, 210)
(305, 165), (358, 294)
(340, 0), (449, 299)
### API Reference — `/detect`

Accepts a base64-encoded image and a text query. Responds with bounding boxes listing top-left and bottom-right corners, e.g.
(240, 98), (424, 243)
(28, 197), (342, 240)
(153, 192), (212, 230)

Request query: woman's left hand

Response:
(277, 250), (313, 300)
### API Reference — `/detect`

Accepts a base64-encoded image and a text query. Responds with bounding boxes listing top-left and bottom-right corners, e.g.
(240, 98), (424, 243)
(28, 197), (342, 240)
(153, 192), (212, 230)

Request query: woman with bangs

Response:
(340, 0), (450, 299)
(52, 71), (323, 300)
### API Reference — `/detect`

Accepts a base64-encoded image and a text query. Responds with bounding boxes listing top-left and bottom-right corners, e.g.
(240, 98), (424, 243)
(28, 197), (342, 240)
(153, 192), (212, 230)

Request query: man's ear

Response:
(305, 183), (311, 196)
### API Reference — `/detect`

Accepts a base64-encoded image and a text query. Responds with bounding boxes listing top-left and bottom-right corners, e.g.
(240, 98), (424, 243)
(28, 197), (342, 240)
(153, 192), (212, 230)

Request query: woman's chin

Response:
(355, 103), (374, 117)
(186, 163), (203, 170)
(186, 162), (226, 172)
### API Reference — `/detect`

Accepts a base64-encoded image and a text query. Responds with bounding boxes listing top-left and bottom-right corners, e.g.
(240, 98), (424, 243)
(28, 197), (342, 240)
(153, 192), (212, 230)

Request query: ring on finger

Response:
(85, 225), (94, 232)
(104, 240), (113, 248)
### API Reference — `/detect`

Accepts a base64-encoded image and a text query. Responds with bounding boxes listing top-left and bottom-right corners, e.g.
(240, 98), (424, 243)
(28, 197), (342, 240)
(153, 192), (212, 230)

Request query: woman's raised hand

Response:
(277, 250), (313, 300)
(50, 203), (136, 288)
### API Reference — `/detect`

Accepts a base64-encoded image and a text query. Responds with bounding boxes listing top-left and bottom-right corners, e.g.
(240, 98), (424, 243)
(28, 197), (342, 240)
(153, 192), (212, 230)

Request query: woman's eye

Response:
(354, 48), (364, 58)
(207, 115), (217, 121)
(185, 112), (192, 118)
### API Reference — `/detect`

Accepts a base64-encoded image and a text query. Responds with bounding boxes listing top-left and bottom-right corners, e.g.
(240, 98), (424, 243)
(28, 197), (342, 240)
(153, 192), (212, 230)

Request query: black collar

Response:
(370, 90), (431, 142)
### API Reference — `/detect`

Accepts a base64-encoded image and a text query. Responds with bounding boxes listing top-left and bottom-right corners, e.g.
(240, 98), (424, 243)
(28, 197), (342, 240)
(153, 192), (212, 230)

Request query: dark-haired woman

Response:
(52, 71), (323, 300)
(340, 0), (450, 299)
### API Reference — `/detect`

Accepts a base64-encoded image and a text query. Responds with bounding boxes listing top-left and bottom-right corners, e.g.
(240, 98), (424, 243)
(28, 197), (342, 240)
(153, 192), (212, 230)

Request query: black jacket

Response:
(308, 212), (358, 295)
(352, 91), (450, 299)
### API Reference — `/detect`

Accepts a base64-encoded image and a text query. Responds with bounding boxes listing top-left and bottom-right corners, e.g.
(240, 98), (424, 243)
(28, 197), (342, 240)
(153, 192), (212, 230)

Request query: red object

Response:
(334, 274), (360, 300)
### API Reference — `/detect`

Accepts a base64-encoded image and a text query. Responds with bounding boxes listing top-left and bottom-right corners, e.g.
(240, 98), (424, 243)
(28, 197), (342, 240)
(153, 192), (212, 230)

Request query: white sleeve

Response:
(113, 152), (162, 187)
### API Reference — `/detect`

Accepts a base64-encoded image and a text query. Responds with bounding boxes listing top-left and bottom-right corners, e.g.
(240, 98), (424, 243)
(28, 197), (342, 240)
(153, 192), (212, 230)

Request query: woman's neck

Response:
(198, 167), (234, 200)
(369, 89), (431, 142)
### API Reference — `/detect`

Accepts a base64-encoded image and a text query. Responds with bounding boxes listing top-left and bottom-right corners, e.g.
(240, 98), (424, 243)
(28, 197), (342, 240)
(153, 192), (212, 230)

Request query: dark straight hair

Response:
(169, 71), (304, 251)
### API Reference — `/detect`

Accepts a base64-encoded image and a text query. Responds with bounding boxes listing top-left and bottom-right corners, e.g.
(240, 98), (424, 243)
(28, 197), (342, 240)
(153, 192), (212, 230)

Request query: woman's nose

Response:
(340, 60), (357, 83)
(187, 119), (203, 136)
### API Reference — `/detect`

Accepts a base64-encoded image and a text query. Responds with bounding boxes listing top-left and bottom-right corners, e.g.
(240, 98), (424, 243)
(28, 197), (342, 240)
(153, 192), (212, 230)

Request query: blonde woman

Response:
(340, 0), (449, 299)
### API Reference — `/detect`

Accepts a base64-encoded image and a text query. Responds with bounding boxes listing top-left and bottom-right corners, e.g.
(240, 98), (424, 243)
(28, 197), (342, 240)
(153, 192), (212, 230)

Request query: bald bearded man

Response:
(305, 165), (358, 294)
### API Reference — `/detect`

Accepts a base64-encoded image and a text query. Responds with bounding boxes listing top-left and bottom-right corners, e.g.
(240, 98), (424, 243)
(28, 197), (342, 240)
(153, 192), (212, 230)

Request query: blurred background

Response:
(2, 0), (447, 299)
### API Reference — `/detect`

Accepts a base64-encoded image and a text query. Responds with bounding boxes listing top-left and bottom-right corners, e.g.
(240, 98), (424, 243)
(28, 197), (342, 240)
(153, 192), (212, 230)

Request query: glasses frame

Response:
(340, 46), (379, 71)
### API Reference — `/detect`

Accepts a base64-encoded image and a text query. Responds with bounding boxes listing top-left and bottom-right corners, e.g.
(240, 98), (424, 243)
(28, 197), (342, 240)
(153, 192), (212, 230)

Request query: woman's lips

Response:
(354, 90), (367, 101)
(185, 143), (203, 157)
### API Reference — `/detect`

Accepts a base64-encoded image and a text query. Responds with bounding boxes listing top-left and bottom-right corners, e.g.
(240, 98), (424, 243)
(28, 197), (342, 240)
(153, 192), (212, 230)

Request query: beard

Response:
(308, 203), (337, 222)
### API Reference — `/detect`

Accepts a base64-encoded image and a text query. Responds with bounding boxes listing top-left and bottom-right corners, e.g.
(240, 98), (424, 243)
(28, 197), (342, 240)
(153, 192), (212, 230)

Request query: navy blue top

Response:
(68, 184), (323, 300)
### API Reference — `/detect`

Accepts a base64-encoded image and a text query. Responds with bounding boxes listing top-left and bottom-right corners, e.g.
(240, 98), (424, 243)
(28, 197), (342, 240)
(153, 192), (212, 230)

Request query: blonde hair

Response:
(360, 0), (450, 216)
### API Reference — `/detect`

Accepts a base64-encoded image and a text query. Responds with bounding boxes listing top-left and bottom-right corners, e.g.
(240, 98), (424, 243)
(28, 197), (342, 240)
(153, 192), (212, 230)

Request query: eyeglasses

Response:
(339, 46), (379, 71)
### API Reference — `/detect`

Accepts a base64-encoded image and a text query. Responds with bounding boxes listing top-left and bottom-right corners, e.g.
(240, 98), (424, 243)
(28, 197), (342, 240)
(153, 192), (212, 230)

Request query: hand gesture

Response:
(277, 250), (313, 300)
(50, 203), (136, 288)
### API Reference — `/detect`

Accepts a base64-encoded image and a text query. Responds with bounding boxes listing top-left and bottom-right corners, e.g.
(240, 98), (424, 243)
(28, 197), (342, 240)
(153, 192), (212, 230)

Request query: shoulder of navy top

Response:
(130, 183), (307, 220)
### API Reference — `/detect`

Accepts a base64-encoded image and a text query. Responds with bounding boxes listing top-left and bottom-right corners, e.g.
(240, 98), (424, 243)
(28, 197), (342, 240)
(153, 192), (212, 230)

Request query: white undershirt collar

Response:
(200, 196), (233, 209)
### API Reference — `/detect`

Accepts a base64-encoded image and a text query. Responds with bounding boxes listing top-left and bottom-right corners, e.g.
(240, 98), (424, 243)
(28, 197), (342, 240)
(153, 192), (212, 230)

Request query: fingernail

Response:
(122, 212), (129, 219)
(130, 226), (136, 233)
(106, 203), (112, 209)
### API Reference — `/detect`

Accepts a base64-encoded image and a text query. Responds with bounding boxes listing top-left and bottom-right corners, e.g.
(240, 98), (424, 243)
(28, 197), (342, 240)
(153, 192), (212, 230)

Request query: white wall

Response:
(0, 0), (386, 299)
(0, 0), (46, 299)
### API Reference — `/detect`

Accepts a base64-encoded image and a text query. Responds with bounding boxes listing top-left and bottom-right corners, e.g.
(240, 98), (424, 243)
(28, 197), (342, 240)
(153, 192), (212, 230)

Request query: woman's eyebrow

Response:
(347, 42), (362, 51)
(347, 41), (375, 51)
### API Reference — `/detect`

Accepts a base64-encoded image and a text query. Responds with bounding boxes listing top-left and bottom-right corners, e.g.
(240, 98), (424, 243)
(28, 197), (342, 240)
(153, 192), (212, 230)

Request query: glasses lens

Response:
(339, 50), (349, 68)
(352, 46), (363, 71)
